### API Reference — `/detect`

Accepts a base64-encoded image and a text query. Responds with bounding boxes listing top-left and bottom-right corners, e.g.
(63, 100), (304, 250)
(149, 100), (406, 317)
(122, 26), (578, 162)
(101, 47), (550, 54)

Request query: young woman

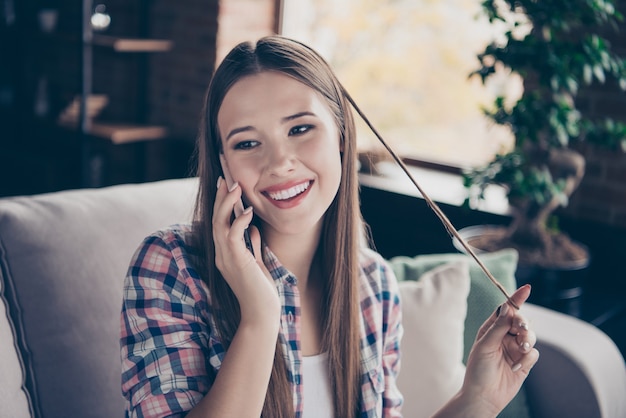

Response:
(120, 36), (538, 418)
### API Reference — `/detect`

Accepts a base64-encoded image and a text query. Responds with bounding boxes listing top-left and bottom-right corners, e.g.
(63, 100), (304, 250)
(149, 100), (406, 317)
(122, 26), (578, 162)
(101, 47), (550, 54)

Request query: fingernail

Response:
(228, 181), (238, 192)
(511, 363), (522, 372)
(520, 342), (531, 353)
(243, 206), (253, 214)
(217, 177), (222, 189)
(519, 321), (529, 331)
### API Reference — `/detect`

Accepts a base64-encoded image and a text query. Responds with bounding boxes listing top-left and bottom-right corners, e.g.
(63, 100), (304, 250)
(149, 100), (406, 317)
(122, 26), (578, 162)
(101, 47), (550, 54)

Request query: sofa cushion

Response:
(397, 261), (470, 418)
(0, 178), (198, 418)
(0, 284), (31, 418)
(389, 249), (519, 361)
(389, 248), (532, 418)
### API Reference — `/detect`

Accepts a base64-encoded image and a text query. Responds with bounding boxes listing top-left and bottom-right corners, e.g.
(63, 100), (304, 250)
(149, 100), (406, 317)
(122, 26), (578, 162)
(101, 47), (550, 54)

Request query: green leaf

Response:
(566, 77), (578, 93)
(593, 64), (606, 83)
(583, 64), (593, 84)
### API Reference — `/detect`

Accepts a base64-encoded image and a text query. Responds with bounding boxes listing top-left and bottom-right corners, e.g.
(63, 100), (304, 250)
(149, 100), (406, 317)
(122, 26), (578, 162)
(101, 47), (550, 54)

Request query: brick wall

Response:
(142, 0), (277, 141)
(566, 146), (626, 228)
(147, 0), (220, 141)
(216, 0), (280, 64)
(564, 0), (626, 229)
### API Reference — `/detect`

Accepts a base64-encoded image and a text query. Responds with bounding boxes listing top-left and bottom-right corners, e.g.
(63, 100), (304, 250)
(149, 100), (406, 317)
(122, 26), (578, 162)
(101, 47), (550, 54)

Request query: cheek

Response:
(329, 152), (343, 188)
(308, 124), (342, 158)
(224, 159), (255, 190)
(233, 165), (263, 209)
(305, 139), (340, 168)
(312, 141), (343, 189)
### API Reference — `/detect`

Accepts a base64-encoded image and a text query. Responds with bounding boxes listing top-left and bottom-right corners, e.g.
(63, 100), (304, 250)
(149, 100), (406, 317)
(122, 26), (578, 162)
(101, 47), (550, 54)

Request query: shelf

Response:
(59, 120), (168, 144)
(91, 34), (173, 52)
(87, 122), (168, 144)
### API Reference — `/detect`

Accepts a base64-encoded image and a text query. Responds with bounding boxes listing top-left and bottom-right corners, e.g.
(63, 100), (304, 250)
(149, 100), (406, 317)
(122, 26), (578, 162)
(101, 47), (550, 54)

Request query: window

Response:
(280, 0), (522, 168)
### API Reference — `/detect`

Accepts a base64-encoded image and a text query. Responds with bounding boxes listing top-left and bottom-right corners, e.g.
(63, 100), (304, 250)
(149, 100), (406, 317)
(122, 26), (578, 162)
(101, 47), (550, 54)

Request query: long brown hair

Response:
(193, 36), (362, 417)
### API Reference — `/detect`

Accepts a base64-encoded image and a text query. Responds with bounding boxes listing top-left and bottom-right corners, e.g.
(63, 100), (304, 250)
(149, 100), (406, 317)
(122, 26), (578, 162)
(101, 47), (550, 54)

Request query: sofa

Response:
(0, 177), (624, 418)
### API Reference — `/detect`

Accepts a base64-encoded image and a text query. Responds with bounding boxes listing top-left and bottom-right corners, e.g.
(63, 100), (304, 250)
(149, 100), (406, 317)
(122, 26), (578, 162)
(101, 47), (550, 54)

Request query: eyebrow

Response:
(225, 111), (316, 141)
(282, 111), (315, 122)
(225, 126), (254, 141)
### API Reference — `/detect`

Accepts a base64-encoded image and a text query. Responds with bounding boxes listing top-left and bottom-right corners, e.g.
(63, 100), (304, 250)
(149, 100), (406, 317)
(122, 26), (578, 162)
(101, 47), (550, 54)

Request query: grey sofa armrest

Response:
(520, 303), (626, 418)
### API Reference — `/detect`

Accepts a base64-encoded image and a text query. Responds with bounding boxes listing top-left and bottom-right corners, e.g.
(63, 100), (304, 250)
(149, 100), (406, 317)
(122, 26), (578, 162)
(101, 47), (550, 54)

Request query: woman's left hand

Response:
(459, 284), (540, 417)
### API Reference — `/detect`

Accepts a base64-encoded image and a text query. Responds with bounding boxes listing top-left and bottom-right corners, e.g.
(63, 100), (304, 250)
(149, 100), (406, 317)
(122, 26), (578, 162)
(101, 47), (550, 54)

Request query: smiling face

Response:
(217, 71), (343, 242)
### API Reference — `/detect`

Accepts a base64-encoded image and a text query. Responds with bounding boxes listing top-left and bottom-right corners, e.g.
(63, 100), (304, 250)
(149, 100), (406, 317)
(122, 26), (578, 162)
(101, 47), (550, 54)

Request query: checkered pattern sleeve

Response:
(120, 227), (212, 418)
(358, 248), (404, 417)
(380, 257), (403, 417)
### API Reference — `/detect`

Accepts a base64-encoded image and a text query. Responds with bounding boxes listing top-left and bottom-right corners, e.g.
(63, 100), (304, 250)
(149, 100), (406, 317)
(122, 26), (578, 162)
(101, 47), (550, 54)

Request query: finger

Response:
(213, 181), (251, 264)
(214, 180), (244, 231)
(212, 176), (231, 230)
(508, 284), (532, 310)
(510, 347), (540, 375)
(508, 313), (531, 338)
(476, 284), (533, 340)
(503, 328), (536, 365)
(213, 176), (225, 209)
(511, 317), (536, 355)
(476, 296), (528, 350)
(228, 206), (255, 253)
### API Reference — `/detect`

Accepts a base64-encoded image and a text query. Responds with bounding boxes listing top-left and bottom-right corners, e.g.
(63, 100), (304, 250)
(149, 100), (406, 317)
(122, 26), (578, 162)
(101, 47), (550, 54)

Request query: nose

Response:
(265, 141), (296, 176)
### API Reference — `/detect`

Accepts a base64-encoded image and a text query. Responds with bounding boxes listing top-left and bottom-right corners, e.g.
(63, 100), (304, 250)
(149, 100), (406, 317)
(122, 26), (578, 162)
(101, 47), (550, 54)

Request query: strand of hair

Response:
(342, 88), (519, 310)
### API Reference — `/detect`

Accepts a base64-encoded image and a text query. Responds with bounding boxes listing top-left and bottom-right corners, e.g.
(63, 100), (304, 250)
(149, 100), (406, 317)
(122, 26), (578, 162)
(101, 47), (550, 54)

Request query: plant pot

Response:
(453, 225), (590, 317)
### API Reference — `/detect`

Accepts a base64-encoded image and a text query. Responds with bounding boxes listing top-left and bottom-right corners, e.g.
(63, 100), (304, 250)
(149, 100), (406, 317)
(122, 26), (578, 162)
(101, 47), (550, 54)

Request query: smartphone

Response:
(219, 155), (255, 255)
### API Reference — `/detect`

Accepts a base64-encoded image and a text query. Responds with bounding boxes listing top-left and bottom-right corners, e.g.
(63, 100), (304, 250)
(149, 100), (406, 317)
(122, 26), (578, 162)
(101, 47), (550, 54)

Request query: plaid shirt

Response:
(120, 224), (403, 417)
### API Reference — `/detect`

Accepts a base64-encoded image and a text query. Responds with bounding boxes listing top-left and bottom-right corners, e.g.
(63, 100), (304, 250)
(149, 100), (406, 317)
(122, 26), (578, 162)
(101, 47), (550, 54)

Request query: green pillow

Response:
(388, 248), (532, 418)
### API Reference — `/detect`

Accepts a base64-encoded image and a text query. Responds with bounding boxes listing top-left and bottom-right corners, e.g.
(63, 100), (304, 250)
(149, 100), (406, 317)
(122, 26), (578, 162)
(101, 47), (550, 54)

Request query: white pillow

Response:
(397, 261), (470, 418)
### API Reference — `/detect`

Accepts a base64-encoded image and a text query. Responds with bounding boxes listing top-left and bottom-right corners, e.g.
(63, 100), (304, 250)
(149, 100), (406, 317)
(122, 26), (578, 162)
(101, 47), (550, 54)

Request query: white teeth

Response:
(268, 182), (310, 201)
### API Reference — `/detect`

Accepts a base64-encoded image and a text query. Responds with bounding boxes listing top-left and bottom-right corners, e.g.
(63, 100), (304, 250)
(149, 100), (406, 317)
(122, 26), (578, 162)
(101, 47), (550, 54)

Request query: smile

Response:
(266, 181), (311, 201)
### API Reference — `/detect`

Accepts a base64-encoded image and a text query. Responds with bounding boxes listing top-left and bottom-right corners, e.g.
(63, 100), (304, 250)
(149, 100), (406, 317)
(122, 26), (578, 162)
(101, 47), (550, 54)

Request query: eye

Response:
(289, 124), (313, 136)
(233, 140), (259, 150)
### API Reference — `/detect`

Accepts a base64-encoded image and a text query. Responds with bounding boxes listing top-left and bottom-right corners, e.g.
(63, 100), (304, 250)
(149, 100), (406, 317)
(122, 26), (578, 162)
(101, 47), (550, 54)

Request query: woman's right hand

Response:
(185, 178), (281, 418)
(212, 177), (281, 323)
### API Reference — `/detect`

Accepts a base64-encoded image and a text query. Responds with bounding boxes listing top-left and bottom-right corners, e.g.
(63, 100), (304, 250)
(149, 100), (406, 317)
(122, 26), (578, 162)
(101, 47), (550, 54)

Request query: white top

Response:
(302, 352), (334, 418)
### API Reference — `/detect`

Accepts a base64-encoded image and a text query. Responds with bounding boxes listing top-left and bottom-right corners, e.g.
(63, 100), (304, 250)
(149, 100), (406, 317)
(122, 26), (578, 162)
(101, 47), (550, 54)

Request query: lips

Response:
(266, 181), (311, 201)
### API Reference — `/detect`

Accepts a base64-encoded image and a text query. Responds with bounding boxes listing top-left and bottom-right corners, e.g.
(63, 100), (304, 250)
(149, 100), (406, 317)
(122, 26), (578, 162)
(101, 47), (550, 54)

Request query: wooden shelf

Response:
(59, 120), (168, 144)
(91, 34), (173, 52)
(88, 122), (168, 144)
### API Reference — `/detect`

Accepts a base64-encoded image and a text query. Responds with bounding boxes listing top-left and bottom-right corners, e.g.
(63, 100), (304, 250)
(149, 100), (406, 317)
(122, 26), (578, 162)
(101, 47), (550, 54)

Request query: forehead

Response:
(217, 71), (333, 126)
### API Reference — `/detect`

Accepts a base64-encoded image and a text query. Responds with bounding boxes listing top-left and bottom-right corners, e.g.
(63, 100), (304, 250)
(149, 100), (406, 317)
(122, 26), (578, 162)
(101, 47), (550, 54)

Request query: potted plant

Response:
(460, 0), (626, 313)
